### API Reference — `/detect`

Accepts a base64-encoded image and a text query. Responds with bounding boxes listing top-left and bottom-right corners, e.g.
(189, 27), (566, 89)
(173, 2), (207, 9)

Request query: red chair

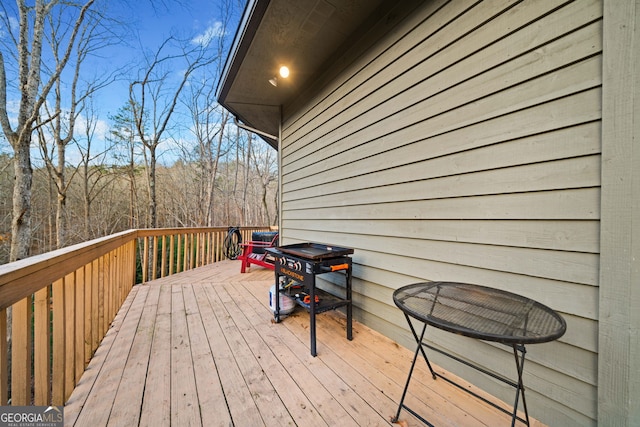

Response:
(238, 232), (279, 273)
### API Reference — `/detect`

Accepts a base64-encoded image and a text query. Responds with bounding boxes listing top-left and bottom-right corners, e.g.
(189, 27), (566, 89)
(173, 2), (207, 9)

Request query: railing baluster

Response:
(91, 259), (99, 356)
(98, 256), (106, 343)
(202, 232), (207, 266)
(215, 231), (218, 263)
(206, 233), (210, 263)
(64, 272), (76, 402)
(216, 231), (221, 262)
(183, 233), (189, 271)
(75, 266), (86, 383)
(85, 261), (93, 367)
(115, 248), (122, 310)
(34, 286), (51, 405)
(11, 297), (32, 405)
(111, 248), (117, 310)
(196, 233), (201, 267)
(52, 278), (65, 405)
(161, 235), (167, 278)
(151, 236), (158, 280)
(200, 232), (205, 267)
(203, 232), (208, 265)
(169, 234), (175, 275)
(142, 236), (149, 283)
(176, 234), (183, 273)
(191, 233), (195, 268)
(103, 253), (111, 334)
(0, 309), (7, 405)
(210, 232), (213, 263)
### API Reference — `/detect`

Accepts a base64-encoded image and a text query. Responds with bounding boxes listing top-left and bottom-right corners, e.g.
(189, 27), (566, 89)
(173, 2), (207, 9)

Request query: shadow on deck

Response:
(64, 260), (544, 427)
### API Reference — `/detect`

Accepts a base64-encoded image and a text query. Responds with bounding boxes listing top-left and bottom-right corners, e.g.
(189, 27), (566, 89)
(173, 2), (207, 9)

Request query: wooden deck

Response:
(64, 260), (544, 426)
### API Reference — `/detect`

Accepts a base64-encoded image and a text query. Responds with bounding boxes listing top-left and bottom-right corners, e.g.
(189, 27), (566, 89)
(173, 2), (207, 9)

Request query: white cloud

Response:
(9, 16), (18, 32)
(77, 115), (109, 143)
(191, 21), (225, 47)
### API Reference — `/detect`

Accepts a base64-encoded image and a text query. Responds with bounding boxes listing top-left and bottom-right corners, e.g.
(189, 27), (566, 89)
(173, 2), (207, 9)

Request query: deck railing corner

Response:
(0, 226), (272, 406)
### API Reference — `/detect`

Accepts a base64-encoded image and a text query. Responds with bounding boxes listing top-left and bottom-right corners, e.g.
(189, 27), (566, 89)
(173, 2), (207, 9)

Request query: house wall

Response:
(279, 1), (603, 425)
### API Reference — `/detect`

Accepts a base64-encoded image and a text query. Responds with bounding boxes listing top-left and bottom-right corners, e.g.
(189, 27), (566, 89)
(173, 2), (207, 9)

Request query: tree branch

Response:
(0, 51), (16, 144)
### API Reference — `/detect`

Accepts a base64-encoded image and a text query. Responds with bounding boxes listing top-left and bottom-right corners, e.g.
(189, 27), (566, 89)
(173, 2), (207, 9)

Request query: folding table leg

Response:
(392, 319), (434, 426)
(511, 344), (530, 427)
(406, 314), (437, 379)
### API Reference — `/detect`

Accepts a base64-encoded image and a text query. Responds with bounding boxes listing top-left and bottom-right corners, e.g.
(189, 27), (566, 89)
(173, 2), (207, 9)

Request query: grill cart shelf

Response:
(266, 243), (354, 357)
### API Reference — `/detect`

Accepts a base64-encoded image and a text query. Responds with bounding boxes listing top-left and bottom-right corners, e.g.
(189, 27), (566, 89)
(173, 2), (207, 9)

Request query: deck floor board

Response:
(64, 260), (545, 427)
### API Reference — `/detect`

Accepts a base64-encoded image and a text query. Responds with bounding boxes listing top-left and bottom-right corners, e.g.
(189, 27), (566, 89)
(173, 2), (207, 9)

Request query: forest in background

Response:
(0, 0), (278, 266)
(0, 125), (278, 265)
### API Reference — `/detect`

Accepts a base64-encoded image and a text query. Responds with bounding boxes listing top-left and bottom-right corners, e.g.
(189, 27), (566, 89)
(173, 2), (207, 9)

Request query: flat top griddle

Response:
(276, 242), (354, 260)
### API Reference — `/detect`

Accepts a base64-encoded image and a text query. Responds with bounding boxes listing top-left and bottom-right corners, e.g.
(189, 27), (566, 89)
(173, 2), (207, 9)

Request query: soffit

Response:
(217, 0), (386, 149)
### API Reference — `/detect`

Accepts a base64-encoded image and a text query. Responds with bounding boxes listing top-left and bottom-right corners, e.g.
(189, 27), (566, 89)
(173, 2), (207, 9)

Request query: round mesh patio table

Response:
(392, 282), (566, 426)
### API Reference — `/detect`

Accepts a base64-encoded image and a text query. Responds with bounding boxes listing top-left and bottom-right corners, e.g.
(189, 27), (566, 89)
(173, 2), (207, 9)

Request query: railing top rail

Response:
(135, 226), (273, 237)
(0, 230), (139, 310)
(136, 227), (228, 237)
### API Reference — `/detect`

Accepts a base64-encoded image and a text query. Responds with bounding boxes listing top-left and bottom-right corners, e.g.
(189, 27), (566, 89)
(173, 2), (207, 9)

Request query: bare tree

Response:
(76, 96), (118, 240)
(0, 0), (95, 261)
(108, 103), (143, 229)
(0, 152), (12, 264)
(175, 0), (241, 227)
(36, 2), (116, 249)
(129, 37), (216, 229)
(224, 125), (245, 225)
(183, 80), (231, 226)
(249, 138), (278, 225)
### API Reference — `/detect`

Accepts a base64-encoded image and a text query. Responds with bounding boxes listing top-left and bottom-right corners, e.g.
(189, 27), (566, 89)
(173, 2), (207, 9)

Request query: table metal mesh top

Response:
(393, 282), (566, 344)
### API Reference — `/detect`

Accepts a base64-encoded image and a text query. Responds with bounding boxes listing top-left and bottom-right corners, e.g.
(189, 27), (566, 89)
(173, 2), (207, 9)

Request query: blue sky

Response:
(0, 0), (245, 163)
(88, 0), (243, 119)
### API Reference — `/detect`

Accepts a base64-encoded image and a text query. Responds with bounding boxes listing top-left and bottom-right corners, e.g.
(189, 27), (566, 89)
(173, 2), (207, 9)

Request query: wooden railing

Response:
(0, 226), (272, 406)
